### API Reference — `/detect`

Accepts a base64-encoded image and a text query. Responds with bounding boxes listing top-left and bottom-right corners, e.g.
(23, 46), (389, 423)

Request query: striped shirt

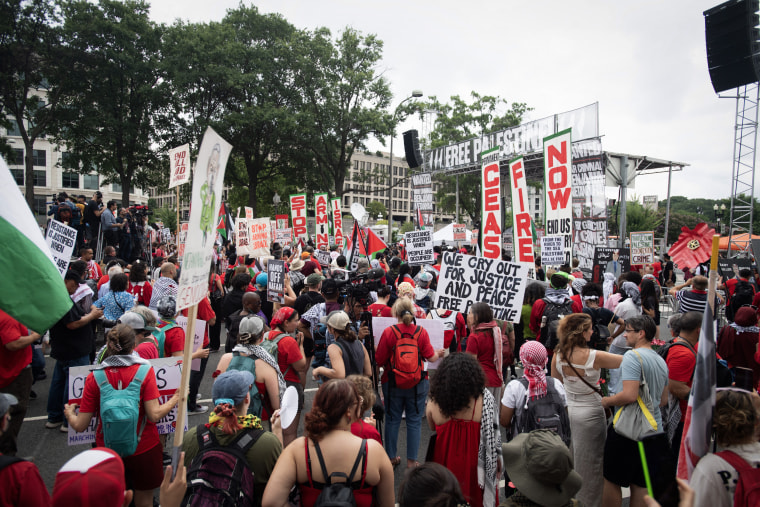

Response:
(676, 289), (718, 316)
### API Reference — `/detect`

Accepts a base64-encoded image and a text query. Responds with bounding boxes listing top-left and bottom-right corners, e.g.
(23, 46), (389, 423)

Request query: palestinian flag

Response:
(0, 156), (72, 332)
(345, 222), (388, 259)
(216, 203), (228, 240)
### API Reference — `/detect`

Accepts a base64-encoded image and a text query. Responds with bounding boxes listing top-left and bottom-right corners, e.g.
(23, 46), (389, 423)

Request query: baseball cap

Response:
(255, 273), (268, 289)
(301, 251), (311, 260)
(320, 310), (351, 331)
(238, 315), (265, 336)
(212, 370), (255, 406)
(117, 312), (157, 333)
(321, 278), (338, 296)
(306, 273), (325, 286)
(0, 393), (18, 417)
(52, 448), (127, 507)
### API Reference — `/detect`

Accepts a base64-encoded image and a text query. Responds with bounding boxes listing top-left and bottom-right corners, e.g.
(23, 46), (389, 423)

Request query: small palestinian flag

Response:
(216, 203), (228, 240)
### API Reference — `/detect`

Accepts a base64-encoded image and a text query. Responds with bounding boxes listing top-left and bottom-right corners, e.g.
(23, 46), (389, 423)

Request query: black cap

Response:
(64, 270), (84, 284)
(322, 278), (338, 296)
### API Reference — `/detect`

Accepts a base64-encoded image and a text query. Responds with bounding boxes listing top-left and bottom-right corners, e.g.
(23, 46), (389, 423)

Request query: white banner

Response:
(177, 223), (189, 258)
(290, 194), (308, 243)
(314, 193), (329, 250)
(509, 157), (534, 264)
(244, 207), (253, 220)
(630, 231), (655, 264)
(275, 227), (291, 245)
(571, 138), (606, 278)
(434, 251), (529, 323)
(236, 217), (251, 256)
(248, 217), (271, 258)
(46, 219), (77, 276)
(371, 317), (445, 369)
(481, 147), (502, 259)
(330, 198), (344, 248)
(177, 127), (232, 310)
(405, 230), (434, 265)
(168, 144), (190, 189)
(544, 128), (573, 265)
(452, 224), (466, 241)
(540, 235), (566, 266)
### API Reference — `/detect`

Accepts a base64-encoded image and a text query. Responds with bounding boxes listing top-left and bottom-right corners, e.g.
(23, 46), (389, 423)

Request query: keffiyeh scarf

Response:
(545, 287), (570, 305)
(232, 343), (287, 403)
(519, 340), (548, 399)
(93, 353), (149, 369)
(730, 322), (760, 334)
(622, 281), (641, 308)
(478, 388), (502, 507)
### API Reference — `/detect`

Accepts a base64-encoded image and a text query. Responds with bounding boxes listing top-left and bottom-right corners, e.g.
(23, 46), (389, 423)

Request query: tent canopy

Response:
(718, 233), (760, 251)
(432, 223), (472, 245)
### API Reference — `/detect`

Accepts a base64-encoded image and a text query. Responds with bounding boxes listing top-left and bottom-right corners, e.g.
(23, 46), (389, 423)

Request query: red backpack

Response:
(389, 324), (424, 389)
(717, 450), (760, 507)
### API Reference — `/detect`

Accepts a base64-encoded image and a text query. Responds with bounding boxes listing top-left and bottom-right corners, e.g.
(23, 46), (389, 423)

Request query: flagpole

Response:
(707, 235), (720, 313)
(176, 187), (180, 239)
(171, 303), (197, 479)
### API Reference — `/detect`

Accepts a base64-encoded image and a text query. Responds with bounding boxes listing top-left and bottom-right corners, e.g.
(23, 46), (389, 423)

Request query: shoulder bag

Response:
(612, 350), (659, 441)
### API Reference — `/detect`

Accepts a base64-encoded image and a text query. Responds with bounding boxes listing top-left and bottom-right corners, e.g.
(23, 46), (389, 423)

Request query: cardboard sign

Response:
(540, 235), (566, 265)
(267, 259), (285, 303)
(591, 247), (631, 284)
(275, 227), (292, 245)
(371, 317), (445, 369)
(481, 147), (502, 259)
(177, 127), (232, 310)
(405, 229), (434, 265)
(434, 251), (529, 322)
(544, 129), (573, 265)
(244, 207), (253, 220)
(509, 156), (534, 264)
(248, 217), (271, 258)
(315, 249), (332, 267)
(630, 231), (655, 264)
(290, 194), (308, 243)
(177, 222), (189, 258)
(46, 219), (77, 275)
(452, 224), (466, 241)
(67, 357), (188, 445)
(168, 144), (190, 189)
(314, 193), (329, 250)
(330, 198), (344, 248)
(236, 217), (251, 256)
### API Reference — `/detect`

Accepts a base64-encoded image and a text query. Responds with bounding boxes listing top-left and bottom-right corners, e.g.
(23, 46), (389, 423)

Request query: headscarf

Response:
(270, 307), (296, 329)
(621, 281), (641, 308)
(519, 341), (548, 399)
(370, 259), (380, 269)
(571, 278), (587, 296)
(603, 272), (616, 302)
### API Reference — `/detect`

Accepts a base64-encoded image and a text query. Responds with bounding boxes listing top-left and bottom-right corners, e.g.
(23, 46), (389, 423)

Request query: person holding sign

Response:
(64, 324), (181, 507)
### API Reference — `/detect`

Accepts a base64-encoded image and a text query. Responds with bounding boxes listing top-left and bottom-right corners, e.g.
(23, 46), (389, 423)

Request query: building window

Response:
(33, 196), (47, 215)
(393, 189), (397, 197)
(83, 174), (99, 190)
(535, 197), (540, 207)
(182, 210), (189, 220)
(6, 119), (21, 137)
(32, 149), (46, 167)
(360, 161), (365, 170)
(11, 149), (23, 166)
(353, 160), (359, 170)
(10, 169), (23, 185)
(62, 172), (79, 188)
(535, 212), (540, 220)
(344, 196), (350, 207)
(113, 183), (135, 194)
(33, 170), (46, 186)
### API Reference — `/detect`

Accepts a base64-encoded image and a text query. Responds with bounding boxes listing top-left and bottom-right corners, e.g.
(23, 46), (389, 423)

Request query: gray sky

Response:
(150, 0), (742, 202)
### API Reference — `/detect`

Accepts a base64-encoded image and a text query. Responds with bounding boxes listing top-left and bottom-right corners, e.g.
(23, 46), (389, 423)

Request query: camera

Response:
(333, 268), (386, 303)
(129, 205), (153, 218)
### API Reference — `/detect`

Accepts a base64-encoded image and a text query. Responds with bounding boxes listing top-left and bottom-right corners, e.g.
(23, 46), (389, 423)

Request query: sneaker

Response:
(188, 405), (208, 415)
(59, 425), (69, 433)
(196, 393), (201, 400)
(45, 420), (63, 429)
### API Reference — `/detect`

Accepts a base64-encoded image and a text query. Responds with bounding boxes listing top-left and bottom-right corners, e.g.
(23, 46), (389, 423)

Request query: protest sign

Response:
(177, 223), (188, 258)
(544, 128), (573, 265)
(412, 173), (434, 229)
(245, 207), (253, 220)
(236, 217), (251, 256)
(630, 231), (655, 264)
(509, 156), (534, 264)
(161, 228), (171, 244)
(371, 317), (445, 369)
(275, 214), (289, 230)
(405, 229), (434, 265)
(168, 144), (190, 189)
(175, 315), (206, 370)
(67, 357), (187, 445)
(314, 193), (329, 250)
(315, 249), (332, 267)
(267, 259), (285, 303)
(471, 229), (479, 246)
(481, 147), (502, 259)
(177, 127), (232, 310)
(717, 257), (752, 281)
(275, 227), (292, 245)
(591, 247), (630, 283)
(452, 224), (466, 241)
(290, 193), (308, 243)
(571, 139), (607, 278)
(46, 219), (77, 275)
(434, 251), (529, 322)
(540, 235), (566, 265)
(249, 217), (271, 258)
(331, 198), (344, 248)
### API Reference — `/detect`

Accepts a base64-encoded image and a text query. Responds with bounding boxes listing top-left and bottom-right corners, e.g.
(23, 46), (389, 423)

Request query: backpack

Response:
(227, 352), (263, 418)
(182, 425), (263, 507)
(152, 323), (178, 358)
(310, 438), (367, 507)
(311, 322), (330, 369)
(540, 299), (574, 352)
(583, 308), (612, 351)
(261, 331), (292, 377)
(715, 450), (760, 507)
(58, 203), (73, 223)
(414, 288), (433, 313)
(93, 364), (150, 457)
(515, 377), (571, 446)
(389, 324), (425, 390)
(728, 280), (755, 322)
(223, 267), (235, 289)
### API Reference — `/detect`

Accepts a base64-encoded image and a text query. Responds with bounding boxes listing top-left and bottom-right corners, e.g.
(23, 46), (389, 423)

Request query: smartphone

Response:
(734, 367), (755, 392)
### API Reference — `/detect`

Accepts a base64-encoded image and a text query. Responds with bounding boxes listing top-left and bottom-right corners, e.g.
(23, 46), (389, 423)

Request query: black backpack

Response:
(515, 378), (571, 446)
(182, 425), (263, 507)
(540, 299), (574, 351)
(311, 320), (330, 369)
(583, 307), (612, 351)
(728, 280), (755, 322)
(311, 438), (367, 507)
(223, 267), (235, 289)
(658, 339), (733, 388)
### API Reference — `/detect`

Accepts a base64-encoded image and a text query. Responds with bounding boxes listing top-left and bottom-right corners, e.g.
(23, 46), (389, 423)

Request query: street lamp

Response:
(388, 90), (423, 242)
(713, 203), (726, 234)
(273, 191), (281, 215)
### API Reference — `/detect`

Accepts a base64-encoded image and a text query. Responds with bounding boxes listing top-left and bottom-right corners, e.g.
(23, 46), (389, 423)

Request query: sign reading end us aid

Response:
(168, 144), (190, 189)
(544, 129), (572, 265)
(481, 146), (502, 259)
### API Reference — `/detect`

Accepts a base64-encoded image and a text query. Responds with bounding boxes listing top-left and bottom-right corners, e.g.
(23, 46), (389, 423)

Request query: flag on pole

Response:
(216, 203), (228, 240)
(0, 156), (73, 331)
(344, 222), (388, 258)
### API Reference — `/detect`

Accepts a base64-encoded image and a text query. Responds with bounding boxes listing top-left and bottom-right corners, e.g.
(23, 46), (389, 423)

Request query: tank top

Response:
(299, 438), (373, 507)
(335, 338), (365, 377)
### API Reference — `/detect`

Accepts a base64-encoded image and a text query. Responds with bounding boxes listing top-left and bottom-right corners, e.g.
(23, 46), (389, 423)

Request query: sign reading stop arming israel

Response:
(544, 128), (572, 265)
(481, 146), (502, 259)
(510, 156), (534, 264)
(290, 193), (308, 243)
(331, 198), (344, 248)
(314, 193), (329, 250)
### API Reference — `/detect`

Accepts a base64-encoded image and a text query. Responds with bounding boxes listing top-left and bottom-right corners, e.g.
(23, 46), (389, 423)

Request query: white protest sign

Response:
(236, 217), (252, 256)
(371, 317), (445, 369)
(275, 227), (292, 245)
(434, 251), (529, 323)
(46, 219), (77, 275)
(178, 127), (232, 310)
(510, 157), (535, 264)
(540, 235), (566, 265)
(177, 223), (189, 258)
(331, 198), (344, 248)
(67, 357), (188, 445)
(315, 249), (332, 267)
(161, 228), (171, 243)
(452, 224), (466, 241)
(544, 129), (573, 265)
(481, 147), (502, 259)
(290, 193), (308, 243)
(630, 231), (655, 264)
(175, 315), (206, 370)
(245, 207), (253, 220)
(314, 193), (329, 250)
(248, 217), (271, 258)
(168, 144), (190, 189)
(404, 230), (434, 265)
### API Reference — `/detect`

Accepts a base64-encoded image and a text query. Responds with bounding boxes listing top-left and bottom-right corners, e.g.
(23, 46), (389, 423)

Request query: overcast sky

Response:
(149, 0), (743, 203)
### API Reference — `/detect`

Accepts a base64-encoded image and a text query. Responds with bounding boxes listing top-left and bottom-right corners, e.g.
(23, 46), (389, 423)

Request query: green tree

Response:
(366, 200), (387, 220)
(153, 205), (177, 232)
(0, 0), (63, 209)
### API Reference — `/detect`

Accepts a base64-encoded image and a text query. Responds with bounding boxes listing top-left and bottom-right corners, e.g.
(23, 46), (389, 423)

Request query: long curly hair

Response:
(714, 389), (759, 446)
(556, 313), (592, 360)
(429, 353), (485, 418)
(304, 379), (361, 440)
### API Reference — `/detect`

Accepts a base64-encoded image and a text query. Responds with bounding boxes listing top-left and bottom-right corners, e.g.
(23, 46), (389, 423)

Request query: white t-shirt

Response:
(501, 377), (567, 439)
(690, 442), (760, 507)
(610, 298), (642, 349)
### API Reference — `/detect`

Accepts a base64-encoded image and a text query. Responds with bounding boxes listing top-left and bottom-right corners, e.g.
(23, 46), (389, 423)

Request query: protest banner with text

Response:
(275, 214), (289, 230)
(452, 224), (466, 241)
(571, 138), (606, 278)
(544, 129), (573, 265)
(178, 223), (189, 258)
(236, 216), (251, 256)
(290, 193), (308, 243)
(331, 198), (344, 248)
(315, 249), (332, 267)
(630, 231), (655, 264)
(46, 219), (77, 275)
(168, 144), (190, 189)
(591, 247), (631, 284)
(540, 235), (566, 266)
(314, 193), (329, 250)
(267, 259), (285, 303)
(275, 227), (292, 245)
(509, 156), (534, 264)
(248, 217), (271, 258)
(434, 251), (529, 322)
(481, 146), (502, 259)
(405, 229), (434, 265)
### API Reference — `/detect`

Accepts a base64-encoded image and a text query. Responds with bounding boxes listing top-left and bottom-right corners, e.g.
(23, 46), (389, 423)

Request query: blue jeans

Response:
(47, 355), (90, 423)
(607, 344), (630, 395)
(383, 378), (428, 462)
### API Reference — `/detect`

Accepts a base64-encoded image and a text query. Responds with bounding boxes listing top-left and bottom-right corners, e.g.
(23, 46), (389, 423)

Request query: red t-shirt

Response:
(182, 296), (214, 348)
(0, 459), (50, 507)
(128, 281), (153, 307)
(466, 329), (502, 387)
(300, 259), (321, 277)
(97, 275), (110, 291)
(666, 339), (698, 420)
(529, 298), (583, 335)
(135, 341), (159, 360)
(351, 420), (382, 445)
(79, 364), (162, 455)
(0, 310), (31, 389)
(367, 303), (392, 318)
(375, 323), (435, 384)
(268, 331), (302, 383)
(160, 322), (186, 356)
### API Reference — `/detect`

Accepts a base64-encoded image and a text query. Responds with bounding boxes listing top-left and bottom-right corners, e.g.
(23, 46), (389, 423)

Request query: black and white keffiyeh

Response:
(232, 343), (287, 403)
(93, 353), (149, 369)
(478, 387), (502, 507)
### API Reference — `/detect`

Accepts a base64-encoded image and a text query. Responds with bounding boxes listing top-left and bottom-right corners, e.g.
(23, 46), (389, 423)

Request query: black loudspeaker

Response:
(403, 129), (424, 169)
(704, 0), (760, 93)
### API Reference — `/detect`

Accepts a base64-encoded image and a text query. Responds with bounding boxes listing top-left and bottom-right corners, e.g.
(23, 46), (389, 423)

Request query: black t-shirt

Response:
(50, 304), (93, 361)
(83, 199), (101, 227)
(294, 291), (325, 318)
(536, 267), (546, 281)
(257, 290), (274, 323)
